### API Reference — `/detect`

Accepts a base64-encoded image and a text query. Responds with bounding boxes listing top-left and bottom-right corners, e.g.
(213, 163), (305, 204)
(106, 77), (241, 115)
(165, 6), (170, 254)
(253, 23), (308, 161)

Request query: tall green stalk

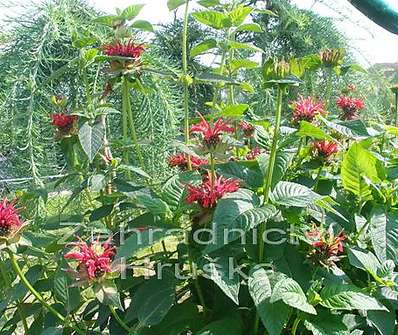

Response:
(254, 86), (284, 335)
(122, 75), (144, 169)
(394, 92), (398, 126)
(182, 0), (192, 170)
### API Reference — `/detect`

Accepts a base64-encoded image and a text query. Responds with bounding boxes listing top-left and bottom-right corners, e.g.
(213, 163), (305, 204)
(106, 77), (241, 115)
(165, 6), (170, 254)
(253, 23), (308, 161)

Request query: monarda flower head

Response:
(102, 40), (144, 71)
(0, 199), (23, 238)
(238, 120), (255, 138)
(190, 113), (234, 151)
(246, 147), (263, 160)
(305, 225), (345, 266)
(291, 96), (325, 124)
(312, 140), (338, 160)
(336, 95), (365, 120)
(168, 153), (208, 170)
(51, 113), (78, 129)
(64, 238), (115, 281)
(186, 172), (240, 208)
(320, 48), (344, 67)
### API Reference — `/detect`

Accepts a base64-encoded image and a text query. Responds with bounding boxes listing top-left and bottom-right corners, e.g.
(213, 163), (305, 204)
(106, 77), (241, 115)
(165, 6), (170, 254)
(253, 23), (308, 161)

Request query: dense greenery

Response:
(1, 0), (398, 335)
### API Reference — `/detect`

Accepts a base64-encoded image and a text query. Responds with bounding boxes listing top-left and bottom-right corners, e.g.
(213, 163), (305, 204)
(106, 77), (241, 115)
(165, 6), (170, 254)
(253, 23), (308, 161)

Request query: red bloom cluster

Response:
(191, 114), (234, 149)
(239, 120), (255, 137)
(168, 153), (208, 170)
(0, 199), (22, 237)
(186, 172), (240, 208)
(64, 238), (115, 280)
(336, 96), (365, 120)
(305, 227), (345, 264)
(51, 113), (78, 129)
(102, 40), (145, 59)
(291, 96), (325, 124)
(246, 147), (263, 160)
(312, 140), (338, 159)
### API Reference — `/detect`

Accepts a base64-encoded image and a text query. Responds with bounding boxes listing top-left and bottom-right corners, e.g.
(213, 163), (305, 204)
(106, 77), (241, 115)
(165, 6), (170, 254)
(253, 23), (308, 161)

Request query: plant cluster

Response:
(1, 1), (398, 335)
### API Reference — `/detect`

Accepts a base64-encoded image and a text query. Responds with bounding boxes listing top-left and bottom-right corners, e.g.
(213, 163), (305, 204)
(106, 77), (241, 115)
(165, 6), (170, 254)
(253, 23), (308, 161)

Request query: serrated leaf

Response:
(236, 23), (263, 32)
(257, 151), (291, 189)
(228, 41), (264, 53)
(270, 278), (317, 314)
(134, 271), (175, 326)
(94, 281), (122, 309)
(320, 117), (370, 139)
(167, 0), (187, 10)
(369, 208), (398, 263)
(296, 121), (333, 140)
(131, 20), (154, 32)
(230, 59), (259, 72)
(347, 248), (381, 280)
(270, 181), (321, 207)
(54, 272), (80, 313)
(304, 310), (348, 335)
(192, 10), (231, 29)
(215, 103), (249, 118)
(341, 142), (380, 200)
(229, 5), (252, 26)
(197, 317), (242, 335)
(202, 256), (240, 305)
(190, 39), (217, 58)
(121, 4), (144, 20)
(320, 284), (387, 311)
(248, 267), (271, 306)
(78, 122), (105, 162)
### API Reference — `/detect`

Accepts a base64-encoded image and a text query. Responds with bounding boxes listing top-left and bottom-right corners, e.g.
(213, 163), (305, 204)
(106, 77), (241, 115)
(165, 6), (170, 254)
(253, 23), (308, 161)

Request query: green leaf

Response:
(228, 41), (264, 53)
(205, 189), (276, 253)
(134, 270), (175, 326)
(304, 310), (348, 335)
(53, 272), (80, 313)
(320, 283), (387, 311)
(216, 103), (249, 118)
(320, 117), (370, 139)
(230, 59), (258, 72)
(248, 267), (271, 306)
(229, 5), (252, 26)
(369, 208), (398, 263)
(90, 205), (114, 222)
(270, 278), (317, 314)
(236, 23), (263, 32)
(192, 10), (231, 29)
(347, 248), (381, 280)
(270, 181), (322, 207)
(257, 151), (291, 189)
(94, 15), (117, 26)
(296, 121), (333, 140)
(94, 281), (122, 308)
(78, 122), (105, 162)
(167, 0), (186, 10)
(197, 317), (243, 335)
(190, 39), (217, 58)
(202, 256), (240, 305)
(258, 301), (289, 335)
(341, 142), (380, 200)
(121, 4), (144, 20)
(195, 72), (240, 84)
(135, 193), (171, 217)
(116, 228), (168, 259)
(367, 310), (396, 335)
(131, 20), (154, 32)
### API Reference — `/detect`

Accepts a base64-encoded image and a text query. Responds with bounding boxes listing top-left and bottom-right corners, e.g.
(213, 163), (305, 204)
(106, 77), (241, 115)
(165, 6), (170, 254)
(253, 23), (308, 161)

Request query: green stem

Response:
(122, 76), (144, 169)
(188, 257), (207, 316)
(109, 306), (135, 334)
(313, 165), (323, 192)
(291, 317), (301, 335)
(394, 93), (398, 126)
(0, 259), (28, 333)
(7, 251), (85, 335)
(325, 68), (333, 110)
(210, 153), (216, 186)
(182, 0), (192, 170)
(254, 86), (284, 335)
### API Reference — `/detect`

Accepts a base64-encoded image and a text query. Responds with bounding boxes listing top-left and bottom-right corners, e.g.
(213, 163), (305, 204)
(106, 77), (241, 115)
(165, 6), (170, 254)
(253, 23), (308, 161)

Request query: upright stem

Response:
(122, 76), (144, 169)
(394, 93), (398, 126)
(209, 153), (216, 186)
(254, 86), (284, 335)
(313, 165), (323, 192)
(7, 251), (85, 335)
(109, 306), (134, 334)
(291, 317), (301, 335)
(182, 0), (192, 170)
(325, 68), (333, 110)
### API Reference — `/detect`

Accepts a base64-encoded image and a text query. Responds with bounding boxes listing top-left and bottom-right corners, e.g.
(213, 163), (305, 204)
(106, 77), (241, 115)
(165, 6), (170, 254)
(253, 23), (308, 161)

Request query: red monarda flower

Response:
(190, 114), (234, 149)
(0, 199), (22, 237)
(336, 96), (365, 120)
(51, 113), (78, 129)
(102, 40), (144, 59)
(312, 140), (338, 159)
(64, 238), (115, 281)
(239, 120), (255, 137)
(291, 96), (325, 124)
(246, 147), (263, 160)
(305, 227), (345, 264)
(186, 172), (240, 208)
(168, 153), (208, 170)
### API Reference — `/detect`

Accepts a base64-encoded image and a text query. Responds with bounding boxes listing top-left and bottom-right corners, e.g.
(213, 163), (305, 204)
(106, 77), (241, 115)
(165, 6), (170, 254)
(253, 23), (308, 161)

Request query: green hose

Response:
(349, 0), (398, 34)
